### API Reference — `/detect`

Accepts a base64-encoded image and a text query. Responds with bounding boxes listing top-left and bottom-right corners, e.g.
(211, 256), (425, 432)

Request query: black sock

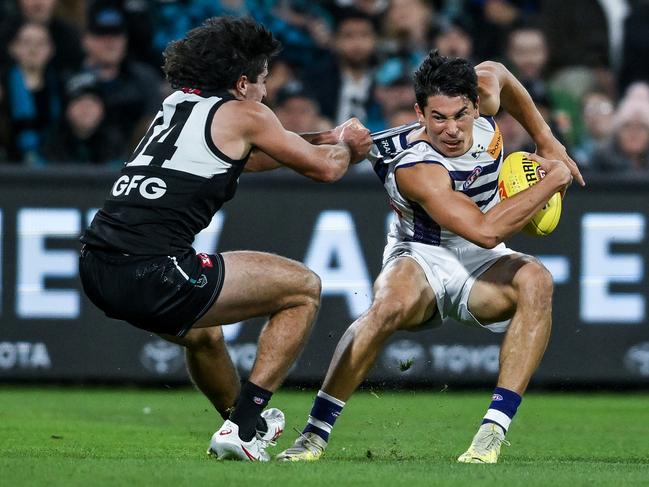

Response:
(229, 381), (272, 442)
(221, 407), (267, 432)
(218, 407), (234, 421)
(221, 406), (267, 432)
(257, 416), (268, 434)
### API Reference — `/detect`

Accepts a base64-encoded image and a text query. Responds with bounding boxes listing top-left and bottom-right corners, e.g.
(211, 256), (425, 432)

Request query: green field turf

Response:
(1, 387), (648, 486)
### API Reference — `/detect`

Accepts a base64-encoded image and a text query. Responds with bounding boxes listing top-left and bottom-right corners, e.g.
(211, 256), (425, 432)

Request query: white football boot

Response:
(207, 420), (271, 461)
(258, 408), (285, 443)
(457, 423), (511, 464)
(276, 431), (328, 461)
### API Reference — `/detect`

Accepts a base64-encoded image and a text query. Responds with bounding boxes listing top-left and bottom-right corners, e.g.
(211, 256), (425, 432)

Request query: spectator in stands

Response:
(374, 65), (416, 130)
(331, 0), (388, 16)
(265, 56), (299, 107)
(465, 0), (537, 61)
(0, 22), (61, 164)
(619, 0), (649, 93)
(43, 72), (127, 165)
(590, 82), (649, 174)
(150, 0), (248, 68)
(505, 23), (548, 94)
(496, 112), (535, 153)
(0, 0), (83, 74)
(151, 1), (333, 71)
(304, 7), (384, 132)
(89, 0), (158, 70)
(505, 23), (576, 145)
(255, 1), (334, 69)
(540, 0), (613, 74)
(78, 4), (162, 151)
(433, 18), (475, 64)
(380, 0), (436, 59)
(373, 0), (435, 130)
(386, 103), (417, 127)
(275, 81), (332, 134)
(572, 90), (615, 167)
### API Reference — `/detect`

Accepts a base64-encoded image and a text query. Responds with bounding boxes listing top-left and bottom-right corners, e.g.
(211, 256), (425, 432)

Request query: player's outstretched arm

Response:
(475, 61), (585, 187)
(243, 119), (362, 173)
(239, 103), (371, 181)
(396, 156), (572, 248)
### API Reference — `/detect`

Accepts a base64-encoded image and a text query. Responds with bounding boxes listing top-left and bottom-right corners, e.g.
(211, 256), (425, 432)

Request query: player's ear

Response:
(414, 103), (425, 124)
(474, 96), (480, 119)
(234, 75), (248, 98)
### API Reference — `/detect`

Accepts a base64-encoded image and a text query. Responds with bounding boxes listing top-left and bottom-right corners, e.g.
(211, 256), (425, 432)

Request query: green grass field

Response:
(1, 387), (648, 486)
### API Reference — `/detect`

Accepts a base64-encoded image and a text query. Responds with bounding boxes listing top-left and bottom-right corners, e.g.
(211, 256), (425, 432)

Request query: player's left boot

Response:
(258, 407), (285, 443)
(457, 423), (510, 464)
(207, 420), (271, 461)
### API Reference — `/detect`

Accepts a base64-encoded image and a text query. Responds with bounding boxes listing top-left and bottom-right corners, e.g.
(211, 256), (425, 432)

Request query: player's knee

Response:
(182, 327), (225, 352)
(284, 266), (321, 313)
(301, 269), (322, 307)
(368, 298), (412, 333)
(309, 270), (323, 301)
(517, 261), (554, 300)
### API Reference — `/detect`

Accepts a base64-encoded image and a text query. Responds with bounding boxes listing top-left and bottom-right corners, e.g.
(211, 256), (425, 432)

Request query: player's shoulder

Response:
(475, 115), (497, 133)
(394, 139), (445, 167)
(219, 99), (272, 121)
(211, 98), (275, 135)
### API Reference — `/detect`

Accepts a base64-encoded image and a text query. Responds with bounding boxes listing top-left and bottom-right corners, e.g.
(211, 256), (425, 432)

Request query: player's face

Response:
(243, 66), (269, 102)
(416, 94), (478, 157)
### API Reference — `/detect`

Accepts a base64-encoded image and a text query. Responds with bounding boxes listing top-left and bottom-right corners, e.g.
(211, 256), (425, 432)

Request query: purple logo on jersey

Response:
(463, 166), (483, 190)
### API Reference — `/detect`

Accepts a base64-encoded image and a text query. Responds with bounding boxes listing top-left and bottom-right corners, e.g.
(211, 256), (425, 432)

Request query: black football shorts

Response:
(79, 246), (225, 337)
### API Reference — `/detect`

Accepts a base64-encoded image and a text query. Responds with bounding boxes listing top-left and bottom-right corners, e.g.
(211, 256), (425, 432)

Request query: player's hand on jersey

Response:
(527, 152), (573, 196)
(338, 118), (372, 163)
(535, 136), (585, 187)
(332, 117), (364, 144)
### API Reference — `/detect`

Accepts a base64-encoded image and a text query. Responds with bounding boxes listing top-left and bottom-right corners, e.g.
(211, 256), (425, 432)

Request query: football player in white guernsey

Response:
(279, 51), (584, 463)
(79, 17), (372, 462)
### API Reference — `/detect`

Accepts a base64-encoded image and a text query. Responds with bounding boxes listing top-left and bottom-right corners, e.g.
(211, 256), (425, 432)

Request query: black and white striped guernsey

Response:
(81, 90), (249, 255)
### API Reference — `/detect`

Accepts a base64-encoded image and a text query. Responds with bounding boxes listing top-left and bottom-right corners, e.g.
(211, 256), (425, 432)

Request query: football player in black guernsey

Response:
(79, 16), (372, 462)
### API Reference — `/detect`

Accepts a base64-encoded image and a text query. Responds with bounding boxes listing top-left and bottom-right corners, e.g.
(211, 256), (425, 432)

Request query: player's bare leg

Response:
(162, 327), (240, 419)
(278, 257), (436, 461)
(322, 258), (436, 400)
(458, 254), (554, 464)
(196, 251), (321, 391)
(469, 254), (554, 394)
(190, 250), (320, 459)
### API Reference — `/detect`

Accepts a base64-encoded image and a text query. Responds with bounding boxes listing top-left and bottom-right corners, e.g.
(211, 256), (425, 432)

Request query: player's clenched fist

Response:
(333, 117), (363, 137)
(527, 153), (573, 189)
(338, 118), (372, 163)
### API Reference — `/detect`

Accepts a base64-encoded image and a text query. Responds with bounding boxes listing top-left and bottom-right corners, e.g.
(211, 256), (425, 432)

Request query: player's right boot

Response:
(207, 419), (271, 461)
(276, 432), (328, 461)
(457, 423), (510, 464)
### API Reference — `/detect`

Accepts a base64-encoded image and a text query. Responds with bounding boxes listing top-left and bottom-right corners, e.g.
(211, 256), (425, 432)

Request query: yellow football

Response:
(497, 151), (562, 236)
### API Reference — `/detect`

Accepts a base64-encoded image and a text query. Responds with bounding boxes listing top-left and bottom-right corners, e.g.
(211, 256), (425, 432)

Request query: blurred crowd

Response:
(0, 0), (648, 174)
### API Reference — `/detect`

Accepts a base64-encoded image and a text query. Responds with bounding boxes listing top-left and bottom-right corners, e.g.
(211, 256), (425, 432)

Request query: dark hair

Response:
(413, 50), (478, 109)
(334, 7), (378, 33)
(163, 16), (281, 91)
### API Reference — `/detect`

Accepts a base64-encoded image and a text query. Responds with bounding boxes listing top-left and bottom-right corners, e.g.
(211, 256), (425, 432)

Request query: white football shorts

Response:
(382, 235), (516, 333)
